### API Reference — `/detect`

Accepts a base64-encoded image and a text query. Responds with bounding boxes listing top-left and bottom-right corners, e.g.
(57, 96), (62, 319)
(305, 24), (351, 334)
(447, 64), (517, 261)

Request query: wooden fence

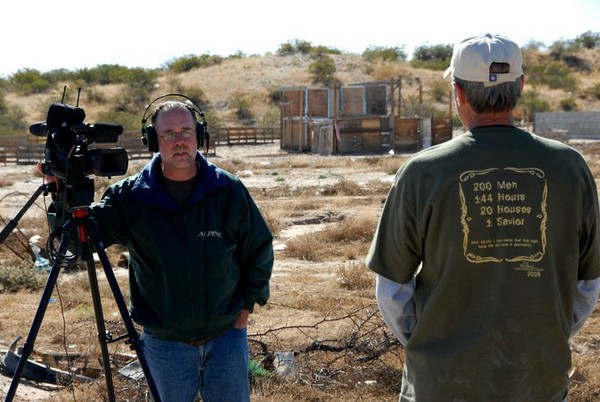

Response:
(0, 127), (280, 166)
(212, 127), (278, 146)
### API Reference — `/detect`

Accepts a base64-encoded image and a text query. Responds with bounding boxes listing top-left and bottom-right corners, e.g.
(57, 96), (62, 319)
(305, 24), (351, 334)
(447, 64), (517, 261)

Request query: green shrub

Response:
(308, 55), (339, 87)
(115, 86), (152, 112)
(75, 67), (101, 84)
(311, 45), (342, 55)
(0, 90), (27, 132)
(410, 44), (453, 70)
(400, 93), (421, 118)
(260, 109), (279, 127)
(96, 109), (139, 132)
(184, 86), (207, 108)
(362, 45), (407, 62)
(203, 109), (222, 131)
(277, 39), (340, 56)
(584, 83), (600, 100)
(9, 68), (52, 94)
(526, 61), (579, 91)
(409, 59), (449, 71)
(0, 104), (27, 132)
(166, 54), (204, 73)
(44, 68), (75, 83)
(125, 67), (159, 87)
(228, 50), (246, 59)
(544, 62), (579, 90)
(90, 64), (131, 85)
(428, 79), (450, 103)
(524, 64), (546, 88)
(231, 92), (254, 121)
(451, 114), (462, 128)
(549, 39), (577, 58)
(165, 54), (224, 73)
(0, 263), (46, 293)
(519, 91), (551, 116)
(73, 64), (159, 86)
(559, 97), (578, 111)
(276, 42), (296, 56)
(81, 85), (106, 104)
(522, 39), (545, 52)
(294, 39), (312, 54)
(573, 30), (600, 49)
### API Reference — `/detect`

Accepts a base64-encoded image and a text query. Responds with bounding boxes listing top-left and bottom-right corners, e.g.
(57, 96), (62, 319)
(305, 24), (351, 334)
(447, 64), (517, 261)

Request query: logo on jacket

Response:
(196, 231), (223, 238)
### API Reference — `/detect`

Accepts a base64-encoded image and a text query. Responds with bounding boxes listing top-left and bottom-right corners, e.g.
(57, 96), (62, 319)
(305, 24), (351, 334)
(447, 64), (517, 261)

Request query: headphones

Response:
(140, 93), (208, 152)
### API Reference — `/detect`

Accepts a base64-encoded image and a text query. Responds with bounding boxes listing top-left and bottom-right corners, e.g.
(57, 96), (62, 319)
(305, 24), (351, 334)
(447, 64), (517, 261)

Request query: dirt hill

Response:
(6, 50), (600, 130)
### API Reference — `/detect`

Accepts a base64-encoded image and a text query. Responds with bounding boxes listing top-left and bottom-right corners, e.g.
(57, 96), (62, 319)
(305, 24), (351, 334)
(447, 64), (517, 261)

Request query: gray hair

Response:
(150, 100), (197, 126)
(454, 77), (522, 114)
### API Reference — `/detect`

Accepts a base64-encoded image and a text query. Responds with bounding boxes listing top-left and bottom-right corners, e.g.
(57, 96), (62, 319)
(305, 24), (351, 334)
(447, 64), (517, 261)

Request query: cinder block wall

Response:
(534, 112), (600, 139)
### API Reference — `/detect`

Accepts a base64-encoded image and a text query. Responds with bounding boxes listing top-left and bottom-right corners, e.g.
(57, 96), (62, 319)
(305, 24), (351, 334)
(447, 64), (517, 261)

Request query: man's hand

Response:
(234, 309), (250, 329)
(36, 162), (58, 185)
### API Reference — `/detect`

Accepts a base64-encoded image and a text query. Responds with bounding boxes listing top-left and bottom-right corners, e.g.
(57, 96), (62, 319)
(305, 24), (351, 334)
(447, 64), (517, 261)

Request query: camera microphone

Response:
(69, 122), (124, 143)
(87, 123), (124, 136)
(29, 122), (48, 137)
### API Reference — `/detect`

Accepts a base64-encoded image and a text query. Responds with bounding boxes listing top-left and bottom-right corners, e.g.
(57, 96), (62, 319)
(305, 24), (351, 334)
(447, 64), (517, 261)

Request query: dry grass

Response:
(2, 142), (600, 401)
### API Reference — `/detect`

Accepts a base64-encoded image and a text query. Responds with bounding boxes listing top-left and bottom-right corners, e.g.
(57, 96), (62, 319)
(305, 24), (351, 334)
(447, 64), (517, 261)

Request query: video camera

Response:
(30, 101), (128, 181)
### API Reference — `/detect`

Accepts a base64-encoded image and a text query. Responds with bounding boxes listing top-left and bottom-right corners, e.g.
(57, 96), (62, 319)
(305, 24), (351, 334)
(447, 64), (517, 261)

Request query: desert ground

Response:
(0, 141), (600, 401)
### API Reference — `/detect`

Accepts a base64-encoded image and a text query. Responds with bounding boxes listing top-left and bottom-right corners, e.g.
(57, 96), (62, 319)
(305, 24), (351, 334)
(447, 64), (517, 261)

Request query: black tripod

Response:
(1, 178), (160, 402)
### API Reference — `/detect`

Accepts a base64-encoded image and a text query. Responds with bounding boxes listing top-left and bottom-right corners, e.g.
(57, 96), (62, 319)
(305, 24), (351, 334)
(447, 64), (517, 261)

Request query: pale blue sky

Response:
(1, 0), (598, 77)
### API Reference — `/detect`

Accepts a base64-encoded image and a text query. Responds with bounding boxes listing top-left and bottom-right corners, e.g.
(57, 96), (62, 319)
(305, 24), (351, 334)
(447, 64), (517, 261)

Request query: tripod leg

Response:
(89, 232), (162, 401)
(0, 183), (50, 244)
(81, 242), (116, 402)
(5, 231), (70, 402)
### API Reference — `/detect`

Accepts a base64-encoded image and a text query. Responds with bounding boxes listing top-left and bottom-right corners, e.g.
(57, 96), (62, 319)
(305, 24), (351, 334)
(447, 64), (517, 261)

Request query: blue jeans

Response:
(141, 327), (250, 402)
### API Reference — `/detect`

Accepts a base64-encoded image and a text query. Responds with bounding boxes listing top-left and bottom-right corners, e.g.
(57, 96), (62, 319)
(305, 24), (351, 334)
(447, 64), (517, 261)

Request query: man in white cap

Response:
(366, 33), (600, 401)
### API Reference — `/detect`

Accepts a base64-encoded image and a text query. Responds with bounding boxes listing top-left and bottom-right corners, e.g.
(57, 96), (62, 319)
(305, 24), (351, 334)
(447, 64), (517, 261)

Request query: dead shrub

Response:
(382, 157), (405, 175)
(337, 261), (375, 290)
(0, 176), (16, 187)
(363, 156), (383, 166)
(283, 233), (323, 261)
(249, 304), (403, 402)
(261, 209), (285, 236)
(321, 212), (377, 244)
(286, 291), (349, 313)
(216, 157), (260, 174)
(284, 213), (378, 262)
(260, 205), (287, 236)
(321, 179), (365, 196)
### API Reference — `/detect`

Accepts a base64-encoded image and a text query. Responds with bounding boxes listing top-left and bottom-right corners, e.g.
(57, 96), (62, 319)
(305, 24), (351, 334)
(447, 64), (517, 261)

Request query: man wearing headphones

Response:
(50, 96), (274, 401)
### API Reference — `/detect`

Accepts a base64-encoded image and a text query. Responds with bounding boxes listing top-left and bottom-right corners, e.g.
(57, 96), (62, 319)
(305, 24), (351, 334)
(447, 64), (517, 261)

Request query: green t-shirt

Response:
(367, 126), (600, 401)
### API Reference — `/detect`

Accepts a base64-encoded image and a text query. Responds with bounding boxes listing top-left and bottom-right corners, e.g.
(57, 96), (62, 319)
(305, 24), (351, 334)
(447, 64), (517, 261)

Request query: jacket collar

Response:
(131, 151), (230, 210)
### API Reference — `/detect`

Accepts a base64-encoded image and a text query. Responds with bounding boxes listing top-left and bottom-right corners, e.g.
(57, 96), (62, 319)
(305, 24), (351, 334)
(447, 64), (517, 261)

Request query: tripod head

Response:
(39, 166), (97, 210)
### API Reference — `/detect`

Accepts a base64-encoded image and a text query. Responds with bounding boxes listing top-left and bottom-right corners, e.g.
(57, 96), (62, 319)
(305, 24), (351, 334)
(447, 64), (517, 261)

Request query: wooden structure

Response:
(279, 78), (453, 155)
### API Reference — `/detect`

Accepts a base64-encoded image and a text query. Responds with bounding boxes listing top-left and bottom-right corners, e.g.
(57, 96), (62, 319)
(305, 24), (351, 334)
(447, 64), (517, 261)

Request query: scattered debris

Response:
(273, 352), (295, 376)
(1, 337), (94, 385)
(117, 359), (145, 381)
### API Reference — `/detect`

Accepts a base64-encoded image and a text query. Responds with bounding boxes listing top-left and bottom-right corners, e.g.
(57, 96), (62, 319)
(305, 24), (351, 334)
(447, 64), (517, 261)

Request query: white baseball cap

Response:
(443, 33), (523, 87)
